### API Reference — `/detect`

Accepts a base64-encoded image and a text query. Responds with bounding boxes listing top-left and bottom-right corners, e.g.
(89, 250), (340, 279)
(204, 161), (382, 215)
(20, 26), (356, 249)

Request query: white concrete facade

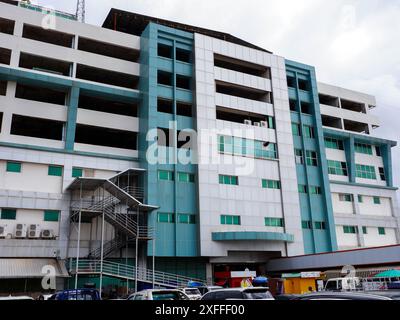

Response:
(194, 33), (304, 259)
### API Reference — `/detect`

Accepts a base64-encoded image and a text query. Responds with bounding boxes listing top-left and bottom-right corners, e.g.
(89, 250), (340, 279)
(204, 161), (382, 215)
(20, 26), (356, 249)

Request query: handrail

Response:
(69, 259), (205, 288)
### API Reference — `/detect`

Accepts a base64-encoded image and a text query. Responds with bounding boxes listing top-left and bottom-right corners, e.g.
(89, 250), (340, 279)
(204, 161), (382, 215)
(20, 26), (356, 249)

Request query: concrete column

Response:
(206, 263), (213, 285)
(0, 82), (17, 138)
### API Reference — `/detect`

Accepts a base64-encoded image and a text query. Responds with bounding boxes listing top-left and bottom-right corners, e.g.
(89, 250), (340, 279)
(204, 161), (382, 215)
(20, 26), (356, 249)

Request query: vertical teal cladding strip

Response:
(382, 144), (393, 187)
(286, 60), (338, 253)
(344, 136), (356, 183)
(140, 23), (198, 258)
(65, 86), (79, 150)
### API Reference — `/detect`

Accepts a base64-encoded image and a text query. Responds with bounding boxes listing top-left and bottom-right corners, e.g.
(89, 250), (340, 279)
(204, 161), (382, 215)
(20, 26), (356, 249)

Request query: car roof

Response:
(205, 287), (269, 293)
(298, 291), (392, 300)
(366, 290), (400, 298)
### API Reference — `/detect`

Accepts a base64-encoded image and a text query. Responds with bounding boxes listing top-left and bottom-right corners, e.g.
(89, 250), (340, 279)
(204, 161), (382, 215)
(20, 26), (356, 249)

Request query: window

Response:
(309, 186), (322, 195)
(355, 143), (373, 155)
(306, 151), (318, 166)
(358, 195), (363, 203)
(219, 175), (239, 186)
(302, 221), (312, 229)
(158, 213), (175, 223)
(303, 125), (315, 139)
(265, 217), (284, 227)
(375, 146), (382, 157)
(378, 227), (386, 235)
(178, 172), (195, 183)
(324, 137), (344, 150)
(373, 197), (381, 205)
(6, 161), (21, 173)
(343, 226), (358, 234)
(158, 170), (174, 181)
(158, 43), (173, 59)
(44, 210), (60, 222)
(379, 167), (386, 181)
(291, 123), (301, 136)
(72, 167), (83, 178)
(262, 180), (281, 189)
(295, 149), (304, 165)
(327, 160), (348, 176)
(218, 135), (277, 160)
(339, 194), (353, 202)
(48, 165), (63, 177)
(298, 79), (310, 91)
(220, 215), (241, 225)
(178, 214), (196, 224)
(1, 208), (16, 220)
(356, 164), (376, 180)
(176, 48), (192, 63)
(298, 185), (308, 194)
(314, 221), (326, 230)
(287, 76), (296, 88)
(362, 226), (368, 235)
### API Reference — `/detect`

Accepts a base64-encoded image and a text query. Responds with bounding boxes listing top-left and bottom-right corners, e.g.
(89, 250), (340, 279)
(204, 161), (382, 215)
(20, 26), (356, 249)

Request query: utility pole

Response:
(76, 0), (85, 23)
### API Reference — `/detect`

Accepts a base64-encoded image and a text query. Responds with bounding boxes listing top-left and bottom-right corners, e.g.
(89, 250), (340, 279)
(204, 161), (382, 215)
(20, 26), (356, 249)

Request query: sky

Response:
(29, 0), (400, 197)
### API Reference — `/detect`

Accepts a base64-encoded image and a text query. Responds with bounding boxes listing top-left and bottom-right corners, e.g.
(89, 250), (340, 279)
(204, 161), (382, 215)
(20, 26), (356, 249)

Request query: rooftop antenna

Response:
(76, 0), (85, 23)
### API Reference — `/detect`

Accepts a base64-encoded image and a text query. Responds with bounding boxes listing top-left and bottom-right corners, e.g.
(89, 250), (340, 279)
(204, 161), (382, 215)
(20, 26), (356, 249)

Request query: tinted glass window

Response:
(202, 292), (216, 300)
(216, 291), (243, 300)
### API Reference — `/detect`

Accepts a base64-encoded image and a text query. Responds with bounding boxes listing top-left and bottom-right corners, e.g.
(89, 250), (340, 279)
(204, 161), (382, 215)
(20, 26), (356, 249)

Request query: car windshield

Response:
(243, 290), (273, 300)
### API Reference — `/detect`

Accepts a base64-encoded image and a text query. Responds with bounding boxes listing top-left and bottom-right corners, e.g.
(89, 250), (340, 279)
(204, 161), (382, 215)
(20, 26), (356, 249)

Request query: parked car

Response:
(47, 289), (101, 300)
(0, 295), (34, 301)
(324, 277), (362, 291)
(196, 286), (223, 296)
(181, 288), (202, 300)
(201, 287), (274, 300)
(127, 289), (190, 301)
(364, 290), (400, 300)
(274, 294), (301, 301)
(293, 291), (392, 300)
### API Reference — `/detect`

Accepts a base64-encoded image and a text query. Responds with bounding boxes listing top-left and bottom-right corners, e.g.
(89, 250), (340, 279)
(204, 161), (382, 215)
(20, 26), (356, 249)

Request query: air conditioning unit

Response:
(14, 224), (27, 239)
(0, 225), (8, 238)
(41, 229), (55, 239)
(28, 224), (41, 239)
(244, 120), (252, 126)
(254, 122), (261, 127)
(260, 121), (269, 128)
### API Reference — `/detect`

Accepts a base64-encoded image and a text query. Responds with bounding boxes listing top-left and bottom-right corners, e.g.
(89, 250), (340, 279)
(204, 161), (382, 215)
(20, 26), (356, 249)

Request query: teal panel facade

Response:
(139, 23), (199, 258)
(286, 60), (338, 254)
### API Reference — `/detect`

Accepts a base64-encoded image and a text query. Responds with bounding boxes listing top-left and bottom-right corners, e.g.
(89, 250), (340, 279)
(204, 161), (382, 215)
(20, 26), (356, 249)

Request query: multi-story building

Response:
(0, 1), (398, 294)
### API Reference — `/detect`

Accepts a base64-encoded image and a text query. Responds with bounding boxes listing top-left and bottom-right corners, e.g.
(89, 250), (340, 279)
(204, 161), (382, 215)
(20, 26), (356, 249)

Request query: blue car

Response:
(47, 289), (101, 301)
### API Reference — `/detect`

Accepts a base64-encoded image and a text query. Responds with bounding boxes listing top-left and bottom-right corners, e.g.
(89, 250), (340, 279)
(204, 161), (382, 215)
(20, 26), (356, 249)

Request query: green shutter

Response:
(378, 227), (386, 235)
(48, 165), (63, 177)
(6, 162), (21, 173)
(72, 167), (83, 178)
(362, 227), (368, 234)
(1, 209), (17, 220)
(373, 197), (381, 205)
(44, 210), (60, 222)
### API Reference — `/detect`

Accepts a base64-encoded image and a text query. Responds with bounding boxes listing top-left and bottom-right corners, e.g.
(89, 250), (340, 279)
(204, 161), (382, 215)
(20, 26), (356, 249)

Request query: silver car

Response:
(127, 289), (190, 301)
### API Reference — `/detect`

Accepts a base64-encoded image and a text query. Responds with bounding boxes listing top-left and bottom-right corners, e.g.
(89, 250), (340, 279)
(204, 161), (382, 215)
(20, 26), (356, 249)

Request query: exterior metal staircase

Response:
(69, 259), (205, 289)
(87, 238), (127, 260)
(71, 196), (154, 240)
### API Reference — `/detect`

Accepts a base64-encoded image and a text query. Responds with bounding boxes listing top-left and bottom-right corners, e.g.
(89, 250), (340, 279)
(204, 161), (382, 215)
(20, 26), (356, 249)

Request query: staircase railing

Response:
(69, 259), (205, 288)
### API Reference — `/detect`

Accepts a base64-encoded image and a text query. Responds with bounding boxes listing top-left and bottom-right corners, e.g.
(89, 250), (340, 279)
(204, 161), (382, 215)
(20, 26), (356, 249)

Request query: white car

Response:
(201, 287), (274, 300)
(0, 295), (34, 301)
(127, 289), (190, 301)
(182, 288), (202, 300)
